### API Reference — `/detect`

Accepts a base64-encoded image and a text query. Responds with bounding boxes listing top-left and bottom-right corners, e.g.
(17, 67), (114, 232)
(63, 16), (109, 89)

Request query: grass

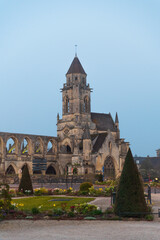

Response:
(12, 196), (95, 212)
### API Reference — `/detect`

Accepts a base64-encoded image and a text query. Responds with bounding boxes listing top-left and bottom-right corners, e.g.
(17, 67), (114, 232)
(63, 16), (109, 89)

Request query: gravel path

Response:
(1, 220), (160, 240)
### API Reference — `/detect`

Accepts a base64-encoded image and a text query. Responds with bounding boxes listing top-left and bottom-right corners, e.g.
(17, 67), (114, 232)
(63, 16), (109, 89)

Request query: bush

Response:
(74, 203), (97, 214)
(88, 209), (102, 216)
(145, 214), (154, 221)
(32, 207), (40, 215)
(53, 208), (64, 216)
(95, 173), (103, 182)
(67, 211), (75, 218)
(80, 182), (93, 192)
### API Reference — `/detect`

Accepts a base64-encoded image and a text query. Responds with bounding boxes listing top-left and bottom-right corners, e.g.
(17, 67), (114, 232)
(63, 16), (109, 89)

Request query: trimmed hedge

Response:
(80, 182), (93, 192)
(114, 148), (148, 217)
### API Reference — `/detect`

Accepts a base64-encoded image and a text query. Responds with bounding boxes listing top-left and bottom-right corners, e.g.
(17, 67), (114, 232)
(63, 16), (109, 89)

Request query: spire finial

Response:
(75, 45), (77, 57)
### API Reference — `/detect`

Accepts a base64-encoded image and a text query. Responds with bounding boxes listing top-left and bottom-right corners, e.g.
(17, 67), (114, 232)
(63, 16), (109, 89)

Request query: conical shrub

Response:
(18, 164), (33, 194)
(114, 148), (148, 217)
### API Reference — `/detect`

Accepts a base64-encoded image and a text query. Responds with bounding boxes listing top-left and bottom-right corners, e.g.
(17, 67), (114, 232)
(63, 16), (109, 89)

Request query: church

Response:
(0, 55), (129, 181)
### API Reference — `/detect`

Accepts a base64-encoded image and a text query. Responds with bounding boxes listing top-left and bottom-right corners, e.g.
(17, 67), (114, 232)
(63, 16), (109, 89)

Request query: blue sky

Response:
(0, 0), (160, 156)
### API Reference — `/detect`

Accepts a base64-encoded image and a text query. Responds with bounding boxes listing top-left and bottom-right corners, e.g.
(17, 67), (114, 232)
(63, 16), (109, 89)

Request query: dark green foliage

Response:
(80, 182), (93, 192)
(18, 164), (33, 194)
(32, 207), (40, 215)
(95, 173), (103, 182)
(115, 148), (148, 217)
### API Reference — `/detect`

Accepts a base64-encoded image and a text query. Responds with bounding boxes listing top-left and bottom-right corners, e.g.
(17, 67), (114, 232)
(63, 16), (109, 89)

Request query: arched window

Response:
(35, 138), (43, 154)
(47, 141), (52, 153)
(6, 138), (16, 154)
(104, 156), (115, 180)
(64, 96), (70, 113)
(108, 141), (112, 154)
(66, 145), (71, 153)
(21, 138), (29, 154)
(84, 96), (89, 113)
(46, 165), (56, 175)
(5, 165), (16, 175)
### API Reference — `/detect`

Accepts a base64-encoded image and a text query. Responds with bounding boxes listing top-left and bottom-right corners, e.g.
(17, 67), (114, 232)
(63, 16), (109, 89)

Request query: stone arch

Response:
(21, 137), (32, 155)
(61, 139), (72, 154)
(6, 136), (18, 154)
(46, 165), (56, 175)
(34, 137), (43, 154)
(5, 164), (16, 175)
(104, 156), (115, 180)
(47, 139), (57, 154)
(21, 163), (31, 174)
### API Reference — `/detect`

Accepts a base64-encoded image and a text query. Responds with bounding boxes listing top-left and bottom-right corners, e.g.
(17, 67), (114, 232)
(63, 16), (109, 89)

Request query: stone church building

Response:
(0, 56), (129, 181)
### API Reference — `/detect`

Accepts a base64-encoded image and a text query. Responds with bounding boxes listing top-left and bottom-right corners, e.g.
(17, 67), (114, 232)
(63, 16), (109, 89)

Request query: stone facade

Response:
(0, 55), (129, 180)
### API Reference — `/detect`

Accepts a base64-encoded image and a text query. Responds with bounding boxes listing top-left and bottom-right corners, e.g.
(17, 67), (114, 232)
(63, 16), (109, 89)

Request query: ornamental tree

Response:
(114, 148), (148, 217)
(18, 164), (33, 194)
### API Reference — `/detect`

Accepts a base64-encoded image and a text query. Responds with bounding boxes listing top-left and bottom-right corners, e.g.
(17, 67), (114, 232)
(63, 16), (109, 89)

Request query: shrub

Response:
(80, 182), (93, 192)
(95, 173), (103, 182)
(114, 148), (148, 217)
(0, 183), (12, 211)
(145, 214), (154, 221)
(67, 211), (75, 218)
(53, 208), (64, 216)
(19, 164), (33, 194)
(32, 207), (40, 215)
(74, 203), (97, 214)
(89, 209), (102, 216)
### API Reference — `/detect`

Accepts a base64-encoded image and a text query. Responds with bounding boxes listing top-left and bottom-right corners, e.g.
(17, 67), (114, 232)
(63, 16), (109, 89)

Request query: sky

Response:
(0, 0), (160, 157)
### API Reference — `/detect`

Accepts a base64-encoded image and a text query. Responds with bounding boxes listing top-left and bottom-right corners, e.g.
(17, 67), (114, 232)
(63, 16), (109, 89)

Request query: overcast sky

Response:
(0, 0), (160, 156)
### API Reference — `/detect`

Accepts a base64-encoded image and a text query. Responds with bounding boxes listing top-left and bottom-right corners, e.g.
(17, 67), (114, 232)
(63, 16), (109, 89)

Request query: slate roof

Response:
(66, 57), (86, 75)
(91, 112), (116, 132)
(134, 157), (160, 168)
(91, 133), (107, 153)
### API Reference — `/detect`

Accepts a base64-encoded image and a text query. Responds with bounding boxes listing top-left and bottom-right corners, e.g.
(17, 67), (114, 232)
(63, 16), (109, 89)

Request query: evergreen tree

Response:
(114, 148), (148, 217)
(18, 164), (33, 194)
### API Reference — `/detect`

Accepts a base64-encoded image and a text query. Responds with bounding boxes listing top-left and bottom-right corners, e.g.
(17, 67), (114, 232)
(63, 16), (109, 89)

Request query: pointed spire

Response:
(66, 56), (86, 75)
(83, 123), (90, 139)
(115, 112), (119, 123)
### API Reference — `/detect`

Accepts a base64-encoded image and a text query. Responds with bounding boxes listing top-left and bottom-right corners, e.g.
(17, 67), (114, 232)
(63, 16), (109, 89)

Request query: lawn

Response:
(12, 196), (95, 212)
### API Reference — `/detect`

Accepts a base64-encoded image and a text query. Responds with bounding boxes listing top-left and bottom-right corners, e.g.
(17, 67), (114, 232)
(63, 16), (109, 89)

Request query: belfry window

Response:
(64, 97), (70, 113)
(84, 96), (89, 113)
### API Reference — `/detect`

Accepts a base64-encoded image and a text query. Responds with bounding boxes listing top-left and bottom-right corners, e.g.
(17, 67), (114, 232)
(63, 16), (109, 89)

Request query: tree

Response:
(18, 164), (33, 194)
(114, 148), (148, 217)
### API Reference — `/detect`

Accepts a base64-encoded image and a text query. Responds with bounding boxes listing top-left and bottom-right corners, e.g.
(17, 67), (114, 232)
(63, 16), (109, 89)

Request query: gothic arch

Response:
(46, 165), (56, 175)
(64, 96), (70, 113)
(84, 96), (90, 113)
(61, 138), (72, 154)
(21, 137), (32, 155)
(34, 137), (43, 154)
(47, 139), (57, 154)
(5, 164), (17, 175)
(104, 156), (115, 180)
(6, 136), (18, 154)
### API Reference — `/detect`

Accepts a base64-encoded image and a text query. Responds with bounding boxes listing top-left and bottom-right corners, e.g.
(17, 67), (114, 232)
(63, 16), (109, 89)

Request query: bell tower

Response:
(61, 56), (91, 120)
